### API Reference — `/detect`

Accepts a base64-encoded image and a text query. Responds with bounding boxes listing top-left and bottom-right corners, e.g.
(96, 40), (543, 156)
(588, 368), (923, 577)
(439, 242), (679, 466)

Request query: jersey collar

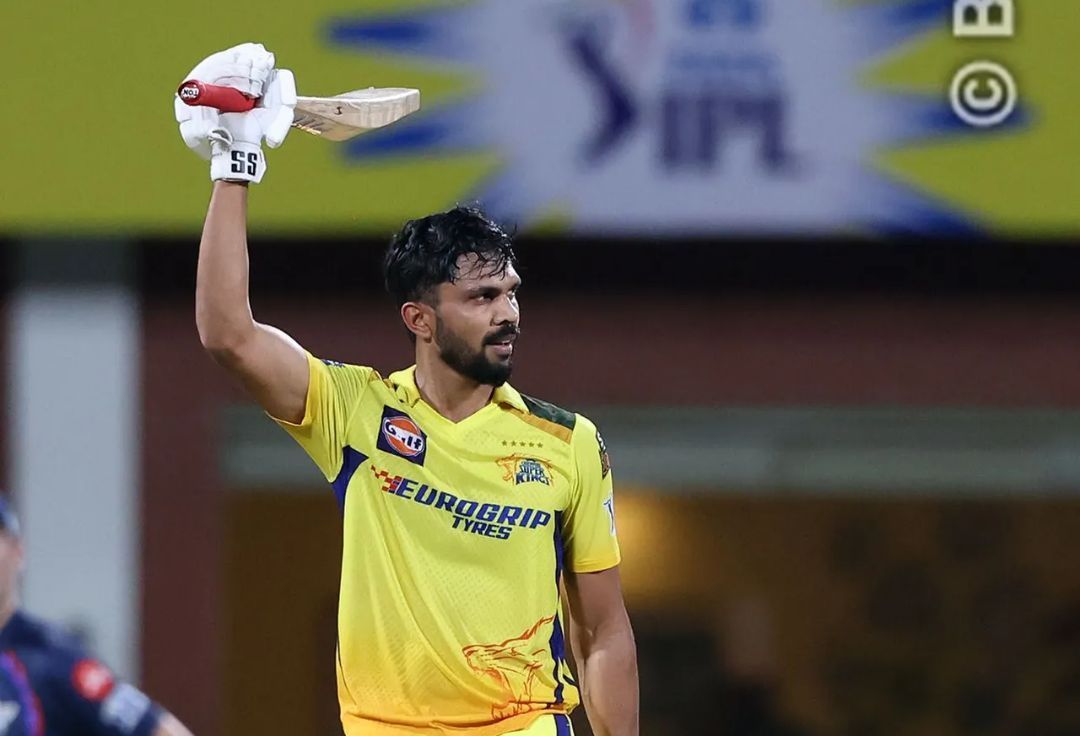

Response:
(389, 366), (528, 413)
(0, 609), (30, 646)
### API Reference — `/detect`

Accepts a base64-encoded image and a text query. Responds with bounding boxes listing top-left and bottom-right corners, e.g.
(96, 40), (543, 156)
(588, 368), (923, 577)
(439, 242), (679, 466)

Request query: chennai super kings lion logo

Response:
(462, 616), (556, 719)
(496, 455), (553, 486)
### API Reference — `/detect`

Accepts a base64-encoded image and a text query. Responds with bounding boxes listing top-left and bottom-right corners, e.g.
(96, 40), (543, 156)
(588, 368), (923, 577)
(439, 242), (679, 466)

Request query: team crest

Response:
(497, 455), (552, 486)
(377, 406), (427, 466)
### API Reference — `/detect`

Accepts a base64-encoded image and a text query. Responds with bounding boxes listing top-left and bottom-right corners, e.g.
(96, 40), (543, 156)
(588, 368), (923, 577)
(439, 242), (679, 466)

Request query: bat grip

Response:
(177, 80), (258, 113)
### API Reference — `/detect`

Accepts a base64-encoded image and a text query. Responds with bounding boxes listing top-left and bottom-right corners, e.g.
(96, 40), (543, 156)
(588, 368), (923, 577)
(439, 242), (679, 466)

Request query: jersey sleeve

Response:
(562, 415), (622, 573)
(51, 656), (162, 736)
(271, 352), (377, 481)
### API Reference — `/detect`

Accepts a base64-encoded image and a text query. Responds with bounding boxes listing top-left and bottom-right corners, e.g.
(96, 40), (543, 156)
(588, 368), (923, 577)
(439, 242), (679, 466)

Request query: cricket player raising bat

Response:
(176, 44), (639, 736)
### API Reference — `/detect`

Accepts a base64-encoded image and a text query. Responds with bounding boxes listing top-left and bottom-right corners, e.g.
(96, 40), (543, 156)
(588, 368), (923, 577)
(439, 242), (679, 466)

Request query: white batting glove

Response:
(206, 69), (296, 183)
(174, 43), (296, 183)
(175, 43), (274, 159)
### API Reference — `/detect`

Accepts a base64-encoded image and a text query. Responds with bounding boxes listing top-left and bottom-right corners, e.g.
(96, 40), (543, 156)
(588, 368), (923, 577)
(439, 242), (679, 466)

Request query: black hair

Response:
(384, 205), (517, 306)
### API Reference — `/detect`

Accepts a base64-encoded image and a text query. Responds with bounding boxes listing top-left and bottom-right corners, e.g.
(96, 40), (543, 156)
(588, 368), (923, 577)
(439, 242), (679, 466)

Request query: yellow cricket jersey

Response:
(274, 353), (621, 736)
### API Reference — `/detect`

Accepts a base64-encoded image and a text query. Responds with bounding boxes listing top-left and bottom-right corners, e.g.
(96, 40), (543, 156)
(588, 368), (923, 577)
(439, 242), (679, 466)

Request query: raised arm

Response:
(175, 45), (307, 421)
(195, 181), (309, 422)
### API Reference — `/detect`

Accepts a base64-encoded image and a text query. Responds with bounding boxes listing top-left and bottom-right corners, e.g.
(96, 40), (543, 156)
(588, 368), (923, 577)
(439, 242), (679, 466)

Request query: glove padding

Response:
(174, 43), (296, 183)
(205, 68), (296, 183)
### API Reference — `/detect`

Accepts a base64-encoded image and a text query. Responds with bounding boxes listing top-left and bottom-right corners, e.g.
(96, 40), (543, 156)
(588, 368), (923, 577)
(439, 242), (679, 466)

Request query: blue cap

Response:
(0, 497), (21, 537)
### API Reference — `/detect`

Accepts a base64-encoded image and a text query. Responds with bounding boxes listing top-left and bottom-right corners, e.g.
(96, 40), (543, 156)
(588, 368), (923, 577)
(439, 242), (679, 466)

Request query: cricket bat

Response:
(177, 80), (420, 142)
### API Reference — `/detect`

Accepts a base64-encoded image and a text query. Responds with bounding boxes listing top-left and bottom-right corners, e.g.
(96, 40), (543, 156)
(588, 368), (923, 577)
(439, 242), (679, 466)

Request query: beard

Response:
(435, 317), (516, 387)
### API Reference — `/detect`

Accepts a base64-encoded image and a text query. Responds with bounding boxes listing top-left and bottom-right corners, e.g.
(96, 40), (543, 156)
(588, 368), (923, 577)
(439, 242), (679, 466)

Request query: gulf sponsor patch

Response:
(376, 406), (427, 466)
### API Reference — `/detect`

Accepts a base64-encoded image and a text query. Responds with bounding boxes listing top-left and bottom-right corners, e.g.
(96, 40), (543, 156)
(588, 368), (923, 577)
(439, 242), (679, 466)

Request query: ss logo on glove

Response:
(230, 151), (259, 176)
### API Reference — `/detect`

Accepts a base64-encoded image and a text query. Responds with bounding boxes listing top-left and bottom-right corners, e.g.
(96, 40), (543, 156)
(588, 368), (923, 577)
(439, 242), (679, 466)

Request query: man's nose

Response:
(493, 295), (519, 324)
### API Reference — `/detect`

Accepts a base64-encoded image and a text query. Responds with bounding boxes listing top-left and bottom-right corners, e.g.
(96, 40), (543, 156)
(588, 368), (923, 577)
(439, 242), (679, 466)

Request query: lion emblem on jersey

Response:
(496, 455), (553, 486)
(462, 616), (555, 719)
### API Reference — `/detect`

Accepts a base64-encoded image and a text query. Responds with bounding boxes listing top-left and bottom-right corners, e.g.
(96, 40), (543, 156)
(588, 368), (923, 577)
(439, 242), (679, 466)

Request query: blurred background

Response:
(3, 0), (1080, 734)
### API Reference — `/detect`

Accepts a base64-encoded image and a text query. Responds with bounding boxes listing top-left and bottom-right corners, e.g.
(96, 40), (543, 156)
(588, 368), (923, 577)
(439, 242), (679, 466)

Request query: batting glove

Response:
(174, 43), (296, 183)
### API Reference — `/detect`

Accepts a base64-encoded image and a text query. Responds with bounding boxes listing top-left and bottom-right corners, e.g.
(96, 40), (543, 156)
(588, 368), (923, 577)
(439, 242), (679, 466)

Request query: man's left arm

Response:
(561, 417), (639, 735)
(564, 566), (639, 736)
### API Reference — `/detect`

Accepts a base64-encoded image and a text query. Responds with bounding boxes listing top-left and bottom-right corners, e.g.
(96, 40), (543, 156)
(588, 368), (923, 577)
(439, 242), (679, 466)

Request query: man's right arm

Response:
(195, 181), (309, 423)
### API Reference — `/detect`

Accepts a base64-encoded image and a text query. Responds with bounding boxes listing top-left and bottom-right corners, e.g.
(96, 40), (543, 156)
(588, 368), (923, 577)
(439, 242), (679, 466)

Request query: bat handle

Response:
(177, 80), (258, 113)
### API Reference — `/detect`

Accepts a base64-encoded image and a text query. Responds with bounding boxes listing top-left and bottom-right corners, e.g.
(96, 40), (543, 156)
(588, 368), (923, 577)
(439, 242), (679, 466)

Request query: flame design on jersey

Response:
(462, 616), (556, 720)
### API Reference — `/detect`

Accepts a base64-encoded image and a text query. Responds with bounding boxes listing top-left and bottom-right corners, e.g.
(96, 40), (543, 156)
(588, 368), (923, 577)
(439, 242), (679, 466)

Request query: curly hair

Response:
(384, 205), (517, 306)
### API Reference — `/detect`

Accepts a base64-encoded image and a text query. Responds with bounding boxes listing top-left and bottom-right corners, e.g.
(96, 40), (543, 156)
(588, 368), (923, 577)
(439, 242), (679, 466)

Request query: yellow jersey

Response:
(274, 353), (621, 735)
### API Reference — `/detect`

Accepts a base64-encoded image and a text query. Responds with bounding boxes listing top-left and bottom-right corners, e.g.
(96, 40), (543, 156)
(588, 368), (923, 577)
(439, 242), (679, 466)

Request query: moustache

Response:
(484, 326), (520, 344)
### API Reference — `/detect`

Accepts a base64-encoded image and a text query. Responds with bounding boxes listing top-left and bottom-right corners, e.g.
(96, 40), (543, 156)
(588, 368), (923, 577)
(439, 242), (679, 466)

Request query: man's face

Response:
(432, 255), (521, 387)
(0, 532), (22, 607)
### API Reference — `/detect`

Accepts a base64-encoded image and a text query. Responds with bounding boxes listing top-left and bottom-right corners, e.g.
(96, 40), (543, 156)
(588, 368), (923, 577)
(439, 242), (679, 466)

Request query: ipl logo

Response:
(560, 0), (794, 171)
(329, 0), (983, 233)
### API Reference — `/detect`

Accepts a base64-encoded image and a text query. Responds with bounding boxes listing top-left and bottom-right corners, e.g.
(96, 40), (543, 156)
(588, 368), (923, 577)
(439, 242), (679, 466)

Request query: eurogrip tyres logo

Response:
(370, 466), (554, 540)
(950, 0), (1018, 128)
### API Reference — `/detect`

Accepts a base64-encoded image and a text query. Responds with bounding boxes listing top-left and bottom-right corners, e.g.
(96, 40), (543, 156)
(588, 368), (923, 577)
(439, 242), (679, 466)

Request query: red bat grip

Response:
(177, 80), (257, 113)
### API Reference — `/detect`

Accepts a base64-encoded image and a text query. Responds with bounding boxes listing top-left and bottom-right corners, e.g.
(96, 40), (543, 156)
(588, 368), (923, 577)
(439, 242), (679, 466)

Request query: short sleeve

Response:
(272, 352), (377, 481)
(562, 415), (622, 573)
(51, 656), (161, 736)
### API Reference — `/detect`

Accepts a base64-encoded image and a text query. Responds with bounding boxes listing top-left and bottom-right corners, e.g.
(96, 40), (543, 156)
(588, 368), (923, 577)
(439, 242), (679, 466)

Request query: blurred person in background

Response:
(180, 44), (638, 735)
(0, 498), (195, 736)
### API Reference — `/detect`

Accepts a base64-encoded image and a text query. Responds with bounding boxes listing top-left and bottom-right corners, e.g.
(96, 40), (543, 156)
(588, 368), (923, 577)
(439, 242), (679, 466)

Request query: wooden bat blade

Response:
(291, 88), (421, 141)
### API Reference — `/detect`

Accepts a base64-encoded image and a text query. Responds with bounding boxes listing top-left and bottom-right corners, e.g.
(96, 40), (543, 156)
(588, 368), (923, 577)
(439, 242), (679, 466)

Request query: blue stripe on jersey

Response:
(1, 652), (41, 736)
(551, 614), (566, 706)
(552, 512), (565, 577)
(332, 446), (369, 508)
(549, 511), (566, 705)
(555, 713), (572, 735)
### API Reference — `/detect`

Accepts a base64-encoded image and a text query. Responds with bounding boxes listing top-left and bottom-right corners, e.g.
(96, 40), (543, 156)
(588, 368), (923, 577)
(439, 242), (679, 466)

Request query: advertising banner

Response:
(1, 0), (1074, 236)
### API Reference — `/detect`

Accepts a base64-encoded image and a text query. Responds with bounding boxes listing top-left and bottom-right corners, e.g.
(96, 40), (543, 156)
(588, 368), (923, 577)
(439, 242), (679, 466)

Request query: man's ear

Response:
(402, 301), (436, 342)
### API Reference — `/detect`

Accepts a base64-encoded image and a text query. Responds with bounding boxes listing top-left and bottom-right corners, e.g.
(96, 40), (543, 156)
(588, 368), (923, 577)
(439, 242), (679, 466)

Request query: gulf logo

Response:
(376, 406), (428, 466)
(384, 416), (424, 456)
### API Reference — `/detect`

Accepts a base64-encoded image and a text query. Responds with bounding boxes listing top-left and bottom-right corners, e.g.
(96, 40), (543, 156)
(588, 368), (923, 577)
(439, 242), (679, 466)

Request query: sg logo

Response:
(230, 150), (259, 177)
